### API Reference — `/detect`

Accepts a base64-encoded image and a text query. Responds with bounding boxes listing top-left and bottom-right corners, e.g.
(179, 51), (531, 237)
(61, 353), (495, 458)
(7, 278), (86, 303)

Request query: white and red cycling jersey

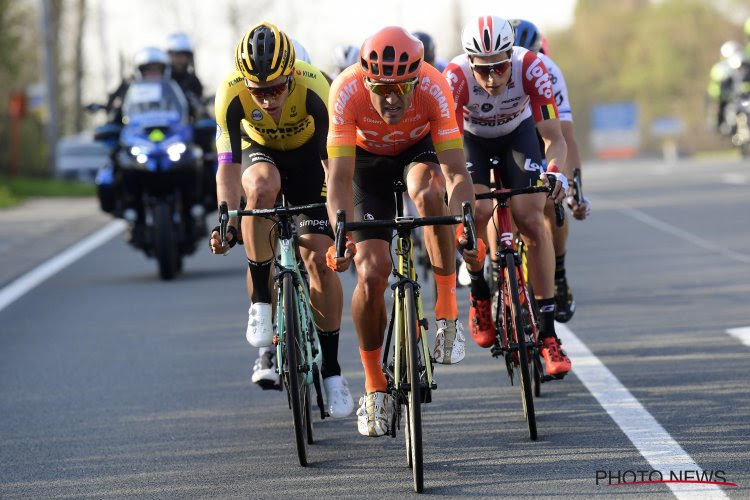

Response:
(539, 53), (572, 123)
(443, 46), (559, 138)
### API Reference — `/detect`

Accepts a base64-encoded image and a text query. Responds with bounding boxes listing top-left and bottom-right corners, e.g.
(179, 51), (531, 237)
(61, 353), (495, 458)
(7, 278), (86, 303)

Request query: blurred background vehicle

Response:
(54, 133), (110, 183)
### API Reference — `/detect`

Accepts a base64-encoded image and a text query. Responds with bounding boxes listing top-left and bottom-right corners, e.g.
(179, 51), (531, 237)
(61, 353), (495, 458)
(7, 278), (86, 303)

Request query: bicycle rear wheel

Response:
(505, 253), (537, 441)
(282, 273), (309, 466)
(403, 283), (424, 492)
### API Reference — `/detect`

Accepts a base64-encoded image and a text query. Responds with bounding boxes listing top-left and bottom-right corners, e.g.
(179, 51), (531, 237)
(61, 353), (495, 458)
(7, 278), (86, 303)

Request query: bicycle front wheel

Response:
(282, 273), (309, 466)
(505, 253), (537, 441)
(403, 283), (424, 492)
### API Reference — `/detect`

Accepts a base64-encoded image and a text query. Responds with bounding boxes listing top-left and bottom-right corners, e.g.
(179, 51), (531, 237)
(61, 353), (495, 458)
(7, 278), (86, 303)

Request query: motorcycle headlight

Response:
(167, 142), (187, 162)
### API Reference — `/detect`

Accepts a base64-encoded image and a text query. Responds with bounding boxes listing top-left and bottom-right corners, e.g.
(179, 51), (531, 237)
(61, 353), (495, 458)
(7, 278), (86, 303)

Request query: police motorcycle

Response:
(723, 53), (750, 157)
(92, 78), (207, 280)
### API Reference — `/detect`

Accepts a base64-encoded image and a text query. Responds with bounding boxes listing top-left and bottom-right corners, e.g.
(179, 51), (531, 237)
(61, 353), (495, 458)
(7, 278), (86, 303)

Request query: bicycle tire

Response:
(403, 283), (424, 492)
(505, 253), (537, 441)
(282, 273), (308, 466)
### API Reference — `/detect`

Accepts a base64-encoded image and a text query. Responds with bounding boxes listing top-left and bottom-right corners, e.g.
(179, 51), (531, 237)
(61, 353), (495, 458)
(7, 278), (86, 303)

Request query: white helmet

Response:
(333, 44), (359, 72)
(720, 40), (742, 60)
(165, 32), (194, 54)
(291, 38), (312, 64)
(461, 15), (514, 56)
(133, 47), (170, 79)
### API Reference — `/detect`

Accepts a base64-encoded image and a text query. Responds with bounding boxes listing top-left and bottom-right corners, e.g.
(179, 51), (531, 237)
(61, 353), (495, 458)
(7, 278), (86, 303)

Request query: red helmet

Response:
(540, 34), (549, 55)
(360, 26), (423, 82)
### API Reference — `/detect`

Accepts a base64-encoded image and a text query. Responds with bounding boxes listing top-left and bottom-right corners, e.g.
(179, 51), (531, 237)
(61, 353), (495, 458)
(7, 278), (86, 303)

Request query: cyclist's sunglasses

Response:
(245, 76), (290, 98)
(365, 77), (419, 97)
(471, 59), (512, 77)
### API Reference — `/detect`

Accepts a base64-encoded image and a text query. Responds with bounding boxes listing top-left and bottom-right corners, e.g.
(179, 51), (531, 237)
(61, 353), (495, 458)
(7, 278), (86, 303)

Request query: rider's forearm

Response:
(326, 157), (355, 228)
(438, 147), (476, 216)
(544, 136), (567, 175)
(445, 170), (475, 217)
(560, 121), (581, 178)
(216, 162), (243, 225)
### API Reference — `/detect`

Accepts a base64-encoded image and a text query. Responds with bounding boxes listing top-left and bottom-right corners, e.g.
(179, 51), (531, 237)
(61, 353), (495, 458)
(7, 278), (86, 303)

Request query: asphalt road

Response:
(1, 158), (749, 498)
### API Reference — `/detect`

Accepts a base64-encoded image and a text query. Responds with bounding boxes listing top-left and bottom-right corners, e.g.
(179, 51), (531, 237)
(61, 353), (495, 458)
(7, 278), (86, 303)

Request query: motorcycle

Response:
(91, 79), (207, 279)
(729, 92), (750, 157)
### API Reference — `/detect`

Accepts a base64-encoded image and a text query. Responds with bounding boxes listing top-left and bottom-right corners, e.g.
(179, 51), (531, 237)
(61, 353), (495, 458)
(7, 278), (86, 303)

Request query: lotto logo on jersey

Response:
(525, 58), (553, 99)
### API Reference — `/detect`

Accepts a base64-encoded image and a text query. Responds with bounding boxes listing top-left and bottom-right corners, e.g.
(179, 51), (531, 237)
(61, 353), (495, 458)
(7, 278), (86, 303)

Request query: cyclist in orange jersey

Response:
(325, 27), (481, 437)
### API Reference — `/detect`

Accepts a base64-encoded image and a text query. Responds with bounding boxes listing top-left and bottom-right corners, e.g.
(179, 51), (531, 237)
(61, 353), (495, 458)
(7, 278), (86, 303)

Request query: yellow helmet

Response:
(234, 22), (295, 83)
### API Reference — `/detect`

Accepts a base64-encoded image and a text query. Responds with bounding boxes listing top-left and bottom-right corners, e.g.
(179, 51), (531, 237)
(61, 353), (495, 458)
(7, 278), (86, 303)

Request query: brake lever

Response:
(461, 201), (476, 251)
(335, 210), (347, 258)
(219, 201), (229, 246)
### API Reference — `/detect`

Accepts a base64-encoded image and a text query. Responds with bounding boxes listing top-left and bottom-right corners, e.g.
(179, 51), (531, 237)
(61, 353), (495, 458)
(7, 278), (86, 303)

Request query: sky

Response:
(81, 0), (577, 99)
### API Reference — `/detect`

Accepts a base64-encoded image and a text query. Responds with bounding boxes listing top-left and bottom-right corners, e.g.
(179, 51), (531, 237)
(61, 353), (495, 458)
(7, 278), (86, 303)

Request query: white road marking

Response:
(618, 205), (750, 264)
(726, 326), (750, 347)
(556, 323), (729, 499)
(720, 173), (748, 185)
(0, 220), (124, 313)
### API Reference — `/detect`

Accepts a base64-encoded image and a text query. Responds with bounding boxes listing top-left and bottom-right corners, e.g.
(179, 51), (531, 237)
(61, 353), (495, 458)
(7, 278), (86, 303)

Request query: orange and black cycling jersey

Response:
(327, 63), (463, 158)
(215, 60), (330, 163)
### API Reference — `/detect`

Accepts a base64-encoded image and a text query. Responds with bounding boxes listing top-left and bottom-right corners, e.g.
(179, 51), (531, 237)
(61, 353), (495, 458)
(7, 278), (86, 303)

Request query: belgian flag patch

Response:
(541, 104), (557, 120)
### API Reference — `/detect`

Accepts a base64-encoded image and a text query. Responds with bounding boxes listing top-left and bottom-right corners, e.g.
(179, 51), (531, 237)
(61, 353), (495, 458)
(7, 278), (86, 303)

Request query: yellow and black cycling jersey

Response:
(215, 60), (330, 163)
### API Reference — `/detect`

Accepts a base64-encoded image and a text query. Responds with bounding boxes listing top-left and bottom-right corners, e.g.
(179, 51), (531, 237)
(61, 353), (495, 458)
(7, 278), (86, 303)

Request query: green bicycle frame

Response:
(274, 237), (321, 386)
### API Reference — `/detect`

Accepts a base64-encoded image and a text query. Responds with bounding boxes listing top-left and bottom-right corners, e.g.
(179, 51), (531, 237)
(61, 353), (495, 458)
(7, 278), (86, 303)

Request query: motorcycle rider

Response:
(707, 41), (745, 135)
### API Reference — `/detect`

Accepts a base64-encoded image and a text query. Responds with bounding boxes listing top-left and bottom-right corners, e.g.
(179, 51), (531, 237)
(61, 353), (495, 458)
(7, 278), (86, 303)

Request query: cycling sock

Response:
(248, 258), (273, 303)
(360, 347), (387, 393)
(318, 328), (341, 378)
(538, 297), (557, 339)
(434, 272), (458, 320)
(258, 346), (274, 357)
(554, 253), (566, 280)
(468, 268), (490, 300)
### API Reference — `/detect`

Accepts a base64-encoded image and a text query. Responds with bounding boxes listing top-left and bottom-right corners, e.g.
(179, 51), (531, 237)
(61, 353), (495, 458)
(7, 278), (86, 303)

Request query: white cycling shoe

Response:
(322, 375), (354, 418)
(246, 303), (273, 347)
(251, 349), (280, 390)
(433, 318), (466, 364)
(356, 391), (391, 437)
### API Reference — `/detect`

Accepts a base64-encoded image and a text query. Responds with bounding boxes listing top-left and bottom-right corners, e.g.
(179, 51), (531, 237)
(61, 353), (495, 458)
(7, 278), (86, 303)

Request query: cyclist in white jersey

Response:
(444, 15), (571, 376)
(511, 18), (591, 323)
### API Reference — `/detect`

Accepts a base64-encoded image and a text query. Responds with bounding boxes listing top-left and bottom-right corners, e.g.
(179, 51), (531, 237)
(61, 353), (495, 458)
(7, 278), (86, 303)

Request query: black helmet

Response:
(412, 31), (435, 64)
(235, 21), (295, 83)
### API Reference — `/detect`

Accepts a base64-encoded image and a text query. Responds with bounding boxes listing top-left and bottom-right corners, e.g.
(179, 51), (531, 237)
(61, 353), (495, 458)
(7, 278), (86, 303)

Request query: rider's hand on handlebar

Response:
(456, 224), (487, 267)
(566, 195), (592, 220)
(541, 164), (568, 204)
(326, 235), (357, 272)
(209, 226), (237, 255)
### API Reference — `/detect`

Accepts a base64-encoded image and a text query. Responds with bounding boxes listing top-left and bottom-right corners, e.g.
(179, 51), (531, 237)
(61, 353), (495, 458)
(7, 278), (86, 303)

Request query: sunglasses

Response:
(470, 59), (512, 78)
(365, 77), (419, 97)
(245, 76), (290, 98)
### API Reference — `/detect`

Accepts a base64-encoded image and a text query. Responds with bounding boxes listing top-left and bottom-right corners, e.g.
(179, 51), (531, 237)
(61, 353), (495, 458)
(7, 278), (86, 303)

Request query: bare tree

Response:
(73, 0), (86, 132)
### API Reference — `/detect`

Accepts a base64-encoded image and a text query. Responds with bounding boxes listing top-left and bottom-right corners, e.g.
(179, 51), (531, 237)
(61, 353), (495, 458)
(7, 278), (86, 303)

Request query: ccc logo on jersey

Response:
(357, 123), (430, 148)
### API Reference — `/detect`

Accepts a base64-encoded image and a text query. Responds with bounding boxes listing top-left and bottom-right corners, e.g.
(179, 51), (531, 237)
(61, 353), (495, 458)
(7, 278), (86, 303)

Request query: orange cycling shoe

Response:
(469, 294), (495, 348)
(541, 337), (571, 376)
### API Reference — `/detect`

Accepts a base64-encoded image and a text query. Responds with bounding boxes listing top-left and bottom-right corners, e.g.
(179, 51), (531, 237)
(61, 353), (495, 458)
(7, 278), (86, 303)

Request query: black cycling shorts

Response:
(352, 134), (439, 242)
(241, 137), (332, 238)
(465, 116), (543, 189)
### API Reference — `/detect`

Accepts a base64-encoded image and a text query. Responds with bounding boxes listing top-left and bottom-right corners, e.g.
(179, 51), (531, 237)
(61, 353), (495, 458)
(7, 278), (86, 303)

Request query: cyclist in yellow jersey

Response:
(210, 22), (353, 418)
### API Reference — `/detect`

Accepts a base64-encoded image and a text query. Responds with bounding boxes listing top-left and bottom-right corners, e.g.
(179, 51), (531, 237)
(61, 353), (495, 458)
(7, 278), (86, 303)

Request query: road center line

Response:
(616, 205), (750, 264)
(0, 220), (124, 313)
(556, 322), (729, 499)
